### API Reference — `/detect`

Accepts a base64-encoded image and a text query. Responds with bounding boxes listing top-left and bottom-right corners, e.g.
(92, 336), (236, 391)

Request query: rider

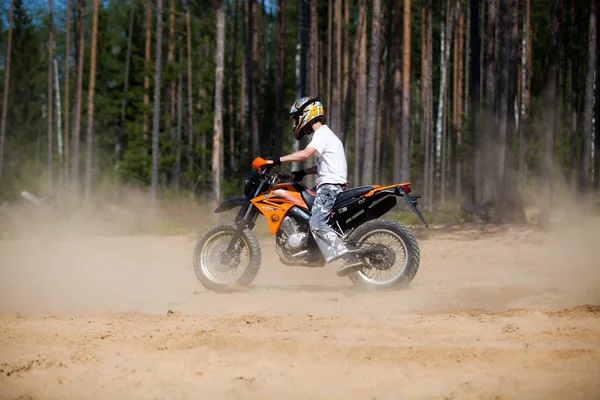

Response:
(267, 96), (363, 277)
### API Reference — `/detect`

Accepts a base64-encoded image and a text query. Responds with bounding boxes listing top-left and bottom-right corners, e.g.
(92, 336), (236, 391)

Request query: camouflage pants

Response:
(309, 184), (349, 263)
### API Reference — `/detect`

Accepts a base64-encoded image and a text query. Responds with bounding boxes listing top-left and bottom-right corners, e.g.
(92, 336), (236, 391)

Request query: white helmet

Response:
(289, 96), (324, 141)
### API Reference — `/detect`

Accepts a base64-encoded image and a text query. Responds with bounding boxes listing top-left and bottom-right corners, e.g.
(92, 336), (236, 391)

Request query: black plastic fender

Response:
(214, 198), (246, 213)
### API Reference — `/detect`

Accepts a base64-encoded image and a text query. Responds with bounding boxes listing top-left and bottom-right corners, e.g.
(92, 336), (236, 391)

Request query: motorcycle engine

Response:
(278, 216), (308, 251)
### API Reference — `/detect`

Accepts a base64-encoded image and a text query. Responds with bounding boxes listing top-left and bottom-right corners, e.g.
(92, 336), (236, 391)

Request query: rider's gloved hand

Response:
(291, 169), (305, 181)
(265, 156), (281, 167)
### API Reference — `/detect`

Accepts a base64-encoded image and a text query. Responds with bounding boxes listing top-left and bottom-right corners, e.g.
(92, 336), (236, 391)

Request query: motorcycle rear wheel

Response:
(346, 219), (420, 291)
(192, 223), (262, 292)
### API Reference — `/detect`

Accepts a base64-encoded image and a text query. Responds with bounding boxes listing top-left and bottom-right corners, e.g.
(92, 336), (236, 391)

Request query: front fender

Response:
(214, 198), (246, 213)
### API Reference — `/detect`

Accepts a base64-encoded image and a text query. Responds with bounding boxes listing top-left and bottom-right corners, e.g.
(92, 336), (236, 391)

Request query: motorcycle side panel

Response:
(250, 195), (297, 235)
(333, 191), (398, 231)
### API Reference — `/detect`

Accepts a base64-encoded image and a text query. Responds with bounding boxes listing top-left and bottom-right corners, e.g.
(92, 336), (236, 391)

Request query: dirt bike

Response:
(193, 137), (429, 292)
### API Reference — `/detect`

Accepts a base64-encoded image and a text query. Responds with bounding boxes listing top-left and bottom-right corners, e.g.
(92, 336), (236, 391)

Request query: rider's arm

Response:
(279, 147), (316, 163)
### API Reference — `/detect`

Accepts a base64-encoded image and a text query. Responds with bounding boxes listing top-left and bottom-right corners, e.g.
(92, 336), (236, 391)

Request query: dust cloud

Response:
(0, 197), (599, 399)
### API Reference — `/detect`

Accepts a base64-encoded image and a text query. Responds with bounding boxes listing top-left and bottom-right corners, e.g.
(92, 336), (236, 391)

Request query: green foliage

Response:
(0, 0), (596, 218)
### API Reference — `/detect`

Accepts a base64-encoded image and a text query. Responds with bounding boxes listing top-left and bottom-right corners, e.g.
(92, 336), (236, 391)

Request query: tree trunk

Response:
(505, 0), (519, 193)
(471, 0), (482, 203)
(172, 52), (182, 192)
(83, 0), (99, 200)
(399, 0), (411, 183)
(581, 0), (596, 193)
(310, 0), (318, 96)
(426, 0), (433, 210)
(213, 4), (225, 205)
(117, 3), (135, 170)
(0, 0), (13, 188)
(455, 2), (465, 200)
(242, 0), (250, 165)
(452, 16), (459, 195)
(71, 0), (85, 193)
(150, 0), (163, 201)
(497, 0), (511, 190)
(228, 0), (239, 176)
(342, 0), (366, 152)
(361, 0), (382, 184)
(464, 2), (470, 118)
(64, 0), (71, 182)
(420, 4), (426, 189)
(355, 0), (368, 185)
(330, 0), (342, 132)
(343, 0), (350, 104)
(375, 56), (385, 184)
(392, 0), (403, 185)
(538, 0), (562, 229)
(483, 0), (498, 203)
(54, 59), (63, 185)
(596, 20), (600, 191)
(250, 0), (260, 157)
(421, 0), (433, 207)
(292, 0), (303, 171)
(47, 0), (54, 194)
(569, 0), (578, 187)
(377, 0), (394, 185)
(327, 0), (332, 123)
(186, 0), (194, 177)
(275, 0), (285, 158)
(518, 0), (530, 188)
(436, 1), (454, 204)
(143, 0), (152, 140)
(167, 0), (175, 130)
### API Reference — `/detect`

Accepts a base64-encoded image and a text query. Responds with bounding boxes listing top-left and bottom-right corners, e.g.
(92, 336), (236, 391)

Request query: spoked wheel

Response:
(346, 219), (420, 290)
(193, 223), (261, 292)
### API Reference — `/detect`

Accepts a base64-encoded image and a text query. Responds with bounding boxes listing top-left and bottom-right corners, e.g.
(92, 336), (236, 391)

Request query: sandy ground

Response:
(0, 216), (599, 400)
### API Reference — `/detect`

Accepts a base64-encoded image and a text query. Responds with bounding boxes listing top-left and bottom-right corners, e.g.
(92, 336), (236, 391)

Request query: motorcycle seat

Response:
(336, 185), (376, 203)
(300, 185), (375, 210)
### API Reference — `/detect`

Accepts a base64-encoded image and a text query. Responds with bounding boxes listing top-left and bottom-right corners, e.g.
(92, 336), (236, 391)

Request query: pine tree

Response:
(142, 0), (152, 140)
(400, 0), (411, 183)
(275, 0), (285, 157)
(150, 0), (163, 200)
(185, 0), (194, 177)
(84, 0), (99, 200)
(117, 3), (135, 170)
(483, 0), (498, 203)
(356, 0), (368, 185)
(213, 1), (225, 204)
(47, 0), (53, 193)
(64, 0), (71, 182)
(538, 0), (562, 229)
(581, 0), (596, 192)
(471, 0), (482, 203)
(362, 0), (382, 184)
(0, 0), (14, 189)
(71, 0), (85, 193)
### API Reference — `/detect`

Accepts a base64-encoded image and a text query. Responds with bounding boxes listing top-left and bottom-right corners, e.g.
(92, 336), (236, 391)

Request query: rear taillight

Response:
(400, 184), (412, 194)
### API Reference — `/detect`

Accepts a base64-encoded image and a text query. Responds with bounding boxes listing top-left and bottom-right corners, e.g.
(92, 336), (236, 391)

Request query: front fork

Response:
(224, 201), (259, 257)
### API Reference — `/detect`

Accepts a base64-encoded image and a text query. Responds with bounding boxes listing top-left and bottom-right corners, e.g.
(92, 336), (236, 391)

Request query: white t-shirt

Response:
(306, 124), (348, 187)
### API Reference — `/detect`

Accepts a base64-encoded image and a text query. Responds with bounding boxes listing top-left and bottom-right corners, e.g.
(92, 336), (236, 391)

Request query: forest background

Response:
(0, 0), (598, 231)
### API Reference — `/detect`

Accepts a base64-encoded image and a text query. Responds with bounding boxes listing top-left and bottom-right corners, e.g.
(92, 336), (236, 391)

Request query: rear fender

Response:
(395, 185), (429, 228)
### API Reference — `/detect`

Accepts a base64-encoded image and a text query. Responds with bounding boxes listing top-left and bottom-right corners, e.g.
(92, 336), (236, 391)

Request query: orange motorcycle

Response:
(193, 139), (429, 292)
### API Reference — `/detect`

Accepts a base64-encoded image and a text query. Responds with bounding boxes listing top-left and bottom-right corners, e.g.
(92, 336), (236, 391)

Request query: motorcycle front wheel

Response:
(346, 219), (420, 291)
(192, 223), (262, 292)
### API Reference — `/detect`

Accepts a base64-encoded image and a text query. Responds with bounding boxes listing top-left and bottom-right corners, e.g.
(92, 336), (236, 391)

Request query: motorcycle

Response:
(193, 136), (429, 292)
